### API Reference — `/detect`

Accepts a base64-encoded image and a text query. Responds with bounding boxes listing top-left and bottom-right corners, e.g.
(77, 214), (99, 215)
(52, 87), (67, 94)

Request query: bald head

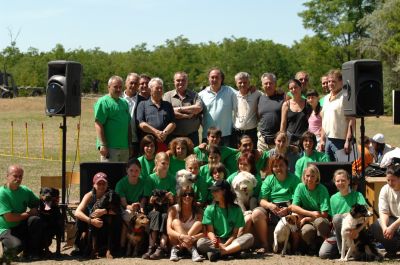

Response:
(7, 164), (24, 190)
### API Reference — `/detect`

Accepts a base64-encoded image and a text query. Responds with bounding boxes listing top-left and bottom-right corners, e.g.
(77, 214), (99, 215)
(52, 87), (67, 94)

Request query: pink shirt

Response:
(308, 111), (322, 137)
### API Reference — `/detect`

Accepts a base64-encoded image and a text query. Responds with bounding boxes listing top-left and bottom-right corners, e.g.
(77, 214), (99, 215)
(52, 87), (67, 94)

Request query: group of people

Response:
(1, 67), (399, 262)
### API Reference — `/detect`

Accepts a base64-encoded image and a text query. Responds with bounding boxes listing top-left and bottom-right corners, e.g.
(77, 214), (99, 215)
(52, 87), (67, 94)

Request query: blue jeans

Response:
(325, 138), (346, 161)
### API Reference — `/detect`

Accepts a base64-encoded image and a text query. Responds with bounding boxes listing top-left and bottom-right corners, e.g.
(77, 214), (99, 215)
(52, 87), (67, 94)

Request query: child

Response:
(143, 152), (175, 260)
(138, 135), (157, 180)
(168, 137), (194, 177)
(210, 162), (228, 183)
(185, 154), (203, 205)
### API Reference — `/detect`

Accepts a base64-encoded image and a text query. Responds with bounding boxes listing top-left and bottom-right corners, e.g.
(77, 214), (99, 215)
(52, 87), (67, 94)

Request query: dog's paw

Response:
(273, 244), (278, 253)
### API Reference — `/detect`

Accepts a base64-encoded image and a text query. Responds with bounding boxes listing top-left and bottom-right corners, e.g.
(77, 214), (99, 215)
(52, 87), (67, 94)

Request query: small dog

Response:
(231, 171), (258, 213)
(273, 214), (298, 256)
(125, 212), (150, 257)
(340, 204), (382, 261)
(90, 189), (122, 259)
(176, 169), (197, 194)
(39, 187), (63, 257)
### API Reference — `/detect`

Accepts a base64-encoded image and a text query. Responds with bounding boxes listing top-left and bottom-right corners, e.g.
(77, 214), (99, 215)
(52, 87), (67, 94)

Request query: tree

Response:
(299, 0), (377, 60)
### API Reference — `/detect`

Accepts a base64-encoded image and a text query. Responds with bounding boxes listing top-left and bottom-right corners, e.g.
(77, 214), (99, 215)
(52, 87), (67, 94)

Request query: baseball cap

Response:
(93, 172), (108, 184)
(209, 179), (231, 192)
(371, 133), (385, 144)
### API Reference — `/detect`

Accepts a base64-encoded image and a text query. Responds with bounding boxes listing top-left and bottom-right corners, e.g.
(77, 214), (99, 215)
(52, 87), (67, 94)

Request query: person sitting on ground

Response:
(370, 166), (400, 258)
(0, 165), (43, 261)
(251, 155), (300, 254)
(167, 186), (204, 262)
(289, 164), (330, 256)
(137, 134), (157, 180)
(197, 180), (254, 261)
(167, 137), (194, 177)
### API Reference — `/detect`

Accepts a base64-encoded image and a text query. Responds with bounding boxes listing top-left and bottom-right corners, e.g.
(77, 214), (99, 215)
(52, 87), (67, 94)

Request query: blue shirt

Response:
(136, 99), (175, 131)
(199, 85), (237, 138)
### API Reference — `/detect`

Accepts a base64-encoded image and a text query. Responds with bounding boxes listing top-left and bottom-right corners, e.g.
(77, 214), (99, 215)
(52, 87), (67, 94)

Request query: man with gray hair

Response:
(94, 75), (132, 162)
(231, 72), (261, 148)
(137, 77), (176, 151)
(163, 71), (203, 146)
(257, 73), (285, 152)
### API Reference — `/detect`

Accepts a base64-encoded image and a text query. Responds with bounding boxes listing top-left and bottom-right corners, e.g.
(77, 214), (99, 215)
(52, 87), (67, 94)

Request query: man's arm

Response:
(95, 120), (108, 157)
(3, 209), (37, 223)
(344, 117), (356, 154)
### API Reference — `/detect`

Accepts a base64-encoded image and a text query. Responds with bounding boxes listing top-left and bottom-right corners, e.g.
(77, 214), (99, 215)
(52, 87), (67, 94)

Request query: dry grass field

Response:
(0, 96), (399, 264)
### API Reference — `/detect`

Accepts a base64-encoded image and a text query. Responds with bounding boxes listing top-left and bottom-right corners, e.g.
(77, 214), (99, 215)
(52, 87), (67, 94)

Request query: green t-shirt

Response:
(259, 172), (300, 203)
(168, 156), (186, 178)
(292, 183), (330, 212)
(226, 171), (263, 198)
(147, 172), (177, 195)
(295, 150), (330, 179)
(195, 170), (212, 203)
(138, 155), (155, 180)
(202, 204), (245, 239)
(329, 191), (367, 216)
(94, 95), (131, 149)
(115, 175), (149, 203)
(0, 185), (39, 234)
(194, 146), (238, 172)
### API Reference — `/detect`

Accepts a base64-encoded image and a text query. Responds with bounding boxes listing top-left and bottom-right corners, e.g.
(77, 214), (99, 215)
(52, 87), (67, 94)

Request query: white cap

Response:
(372, 133), (385, 144)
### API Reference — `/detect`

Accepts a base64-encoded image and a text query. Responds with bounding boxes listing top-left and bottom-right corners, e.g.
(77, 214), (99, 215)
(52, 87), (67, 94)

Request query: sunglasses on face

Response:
(183, 192), (194, 197)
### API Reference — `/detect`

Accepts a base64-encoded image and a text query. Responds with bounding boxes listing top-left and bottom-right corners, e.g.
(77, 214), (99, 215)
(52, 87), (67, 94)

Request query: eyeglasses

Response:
(183, 192), (194, 197)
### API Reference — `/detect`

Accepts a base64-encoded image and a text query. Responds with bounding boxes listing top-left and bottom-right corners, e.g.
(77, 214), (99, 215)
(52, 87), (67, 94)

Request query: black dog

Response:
(151, 189), (169, 212)
(39, 187), (63, 257)
(89, 189), (122, 259)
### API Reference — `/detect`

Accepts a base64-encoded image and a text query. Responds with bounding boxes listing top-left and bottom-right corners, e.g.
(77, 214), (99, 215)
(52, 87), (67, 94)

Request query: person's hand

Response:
(311, 211), (322, 219)
(210, 237), (219, 248)
(155, 130), (164, 142)
(28, 208), (39, 216)
(344, 139), (351, 154)
(300, 216), (314, 227)
(91, 217), (103, 228)
(166, 192), (174, 204)
(149, 196), (156, 204)
(383, 225), (397, 239)
(349, 229), (359, 240)
(130, 202), (141, 211)
(276, 207), (289, 217)
(91, 208), (107, 218)
(268, 203), (280, 215)
(99, 146), (109, 157)
(319, 140), (325, 152)
(198, 143), (207, 150)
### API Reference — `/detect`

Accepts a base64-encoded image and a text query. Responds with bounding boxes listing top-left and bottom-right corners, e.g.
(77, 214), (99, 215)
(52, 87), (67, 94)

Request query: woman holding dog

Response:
(319, 169), (367, 259)
(74, 172), (122, 258)
(251, 154), (299, 254)
(289, 164), (330, 256)
(167, 186), (204, 262)
(197, 180), (254, 261)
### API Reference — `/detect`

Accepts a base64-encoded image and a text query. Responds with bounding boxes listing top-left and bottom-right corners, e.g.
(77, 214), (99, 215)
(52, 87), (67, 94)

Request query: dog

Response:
(273, 214), (298, 256)
(340, 203), (382, 261)
(125, 212), (150, 257)
(90, 189), (122, 259)
(176, 169), (197, 194)
(231, 171), (258, 213)
(39, 187), (63, 257)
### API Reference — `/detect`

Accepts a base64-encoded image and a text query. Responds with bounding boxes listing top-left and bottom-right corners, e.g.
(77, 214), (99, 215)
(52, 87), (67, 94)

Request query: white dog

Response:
(231, 171), (258, 213)
(340, 204), (372, 261)
(175, 169), (197, 194)
(273, 214), (298, 256)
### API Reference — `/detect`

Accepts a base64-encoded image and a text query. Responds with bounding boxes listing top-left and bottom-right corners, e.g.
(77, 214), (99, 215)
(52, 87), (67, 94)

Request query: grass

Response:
(0, 96), (399, 202)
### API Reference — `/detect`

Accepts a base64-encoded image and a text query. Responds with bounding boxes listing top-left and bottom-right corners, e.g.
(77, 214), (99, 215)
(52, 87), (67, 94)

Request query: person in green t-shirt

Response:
(319, 169), (368, 259)
(295, 131), (330, 179)
(0, 165), (42, 260)
(289, 164), (330, 255)
(184, 155), (203, 207)
(94, 75), (132, 162)
(167, 137), (194, 178)
(137, 135), (157, 180)
(251, 154), (300, 254)
(197, 180), (254, 261)
(143, 152), (175, 260)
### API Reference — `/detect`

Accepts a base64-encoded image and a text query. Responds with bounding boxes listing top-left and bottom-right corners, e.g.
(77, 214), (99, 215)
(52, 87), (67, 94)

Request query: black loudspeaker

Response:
(46, 60), (82, 116)
(393, 90), (400, 125)
(342, 59), (383, 117)
(309, 162), (352, 196)
(80, 162), (126, 199)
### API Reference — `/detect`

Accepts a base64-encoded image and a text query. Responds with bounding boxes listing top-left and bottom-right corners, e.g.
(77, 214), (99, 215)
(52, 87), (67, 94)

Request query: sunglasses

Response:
(183, 192), (195, 197)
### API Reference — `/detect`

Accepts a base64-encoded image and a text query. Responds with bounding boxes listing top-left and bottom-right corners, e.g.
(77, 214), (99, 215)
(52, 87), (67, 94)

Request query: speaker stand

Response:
(360, 117), (366, 196)
(60, 116), (67, 230)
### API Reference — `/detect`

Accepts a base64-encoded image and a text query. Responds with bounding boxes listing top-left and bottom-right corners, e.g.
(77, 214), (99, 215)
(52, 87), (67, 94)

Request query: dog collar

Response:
(132, 227), (144, 233)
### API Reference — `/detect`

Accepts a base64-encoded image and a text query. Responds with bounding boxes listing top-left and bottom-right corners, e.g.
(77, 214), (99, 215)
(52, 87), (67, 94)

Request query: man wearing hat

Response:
(370, 133), (393, 164)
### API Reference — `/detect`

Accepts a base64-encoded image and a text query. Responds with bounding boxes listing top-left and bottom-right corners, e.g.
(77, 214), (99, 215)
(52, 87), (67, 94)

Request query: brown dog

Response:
(125, 212), (150, 257)
(273, 214), (299, 256)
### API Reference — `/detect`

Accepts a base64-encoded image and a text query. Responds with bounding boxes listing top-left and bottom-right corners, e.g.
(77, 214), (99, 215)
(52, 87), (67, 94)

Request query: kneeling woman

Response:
(167, 186), (204, 262)
(74, 172), (122, 258)
(197, 180), (254, 261)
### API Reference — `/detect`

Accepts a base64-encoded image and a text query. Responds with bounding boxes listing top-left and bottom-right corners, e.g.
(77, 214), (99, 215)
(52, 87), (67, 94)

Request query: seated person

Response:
(74, 172), (122, 258)
(197, 180), (254, 261)
(167, 137), (194, 177)
(167, 186), (204, 262)
(289, 164), (330, 255)
(370, 166), (400, 258)
(251, 155), (300, 253)
(0, 165), (43, 261)
(380, 147), (400, 168)
(370, 133), (394, 164)
(137, 134), (157, 180)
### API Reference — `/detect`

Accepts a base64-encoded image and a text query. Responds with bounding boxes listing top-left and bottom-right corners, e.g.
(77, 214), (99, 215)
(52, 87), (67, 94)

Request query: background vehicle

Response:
(0, 71), (44, 98)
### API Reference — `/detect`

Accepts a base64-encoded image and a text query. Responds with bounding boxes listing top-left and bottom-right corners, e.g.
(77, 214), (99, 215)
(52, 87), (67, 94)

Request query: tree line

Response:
(1, 0), (399, 113)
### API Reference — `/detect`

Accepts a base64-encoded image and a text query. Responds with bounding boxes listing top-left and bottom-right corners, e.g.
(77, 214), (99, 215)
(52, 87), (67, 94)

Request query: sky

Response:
(0, 0), (313, 53)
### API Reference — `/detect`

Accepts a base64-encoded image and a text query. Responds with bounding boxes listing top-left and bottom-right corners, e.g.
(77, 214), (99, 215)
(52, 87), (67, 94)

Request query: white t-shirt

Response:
(379, 184), (400, 217)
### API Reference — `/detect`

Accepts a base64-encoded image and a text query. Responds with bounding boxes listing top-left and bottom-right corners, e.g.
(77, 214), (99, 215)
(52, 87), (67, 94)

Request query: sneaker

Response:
(170, 246), (181, 261)
(207, 250), (220, 262)
(191, 247), (204, 262)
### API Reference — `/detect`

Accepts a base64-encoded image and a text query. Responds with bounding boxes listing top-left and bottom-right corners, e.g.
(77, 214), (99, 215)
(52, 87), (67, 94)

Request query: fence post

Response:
(41, 123), (45, 159)
(10, 121), (14, 156)
(25, 122), (29, 157)
(77, 123), (80, 162)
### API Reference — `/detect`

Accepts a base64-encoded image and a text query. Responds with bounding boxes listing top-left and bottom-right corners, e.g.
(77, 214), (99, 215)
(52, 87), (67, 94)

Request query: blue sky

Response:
(1, 0), (313, 53)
